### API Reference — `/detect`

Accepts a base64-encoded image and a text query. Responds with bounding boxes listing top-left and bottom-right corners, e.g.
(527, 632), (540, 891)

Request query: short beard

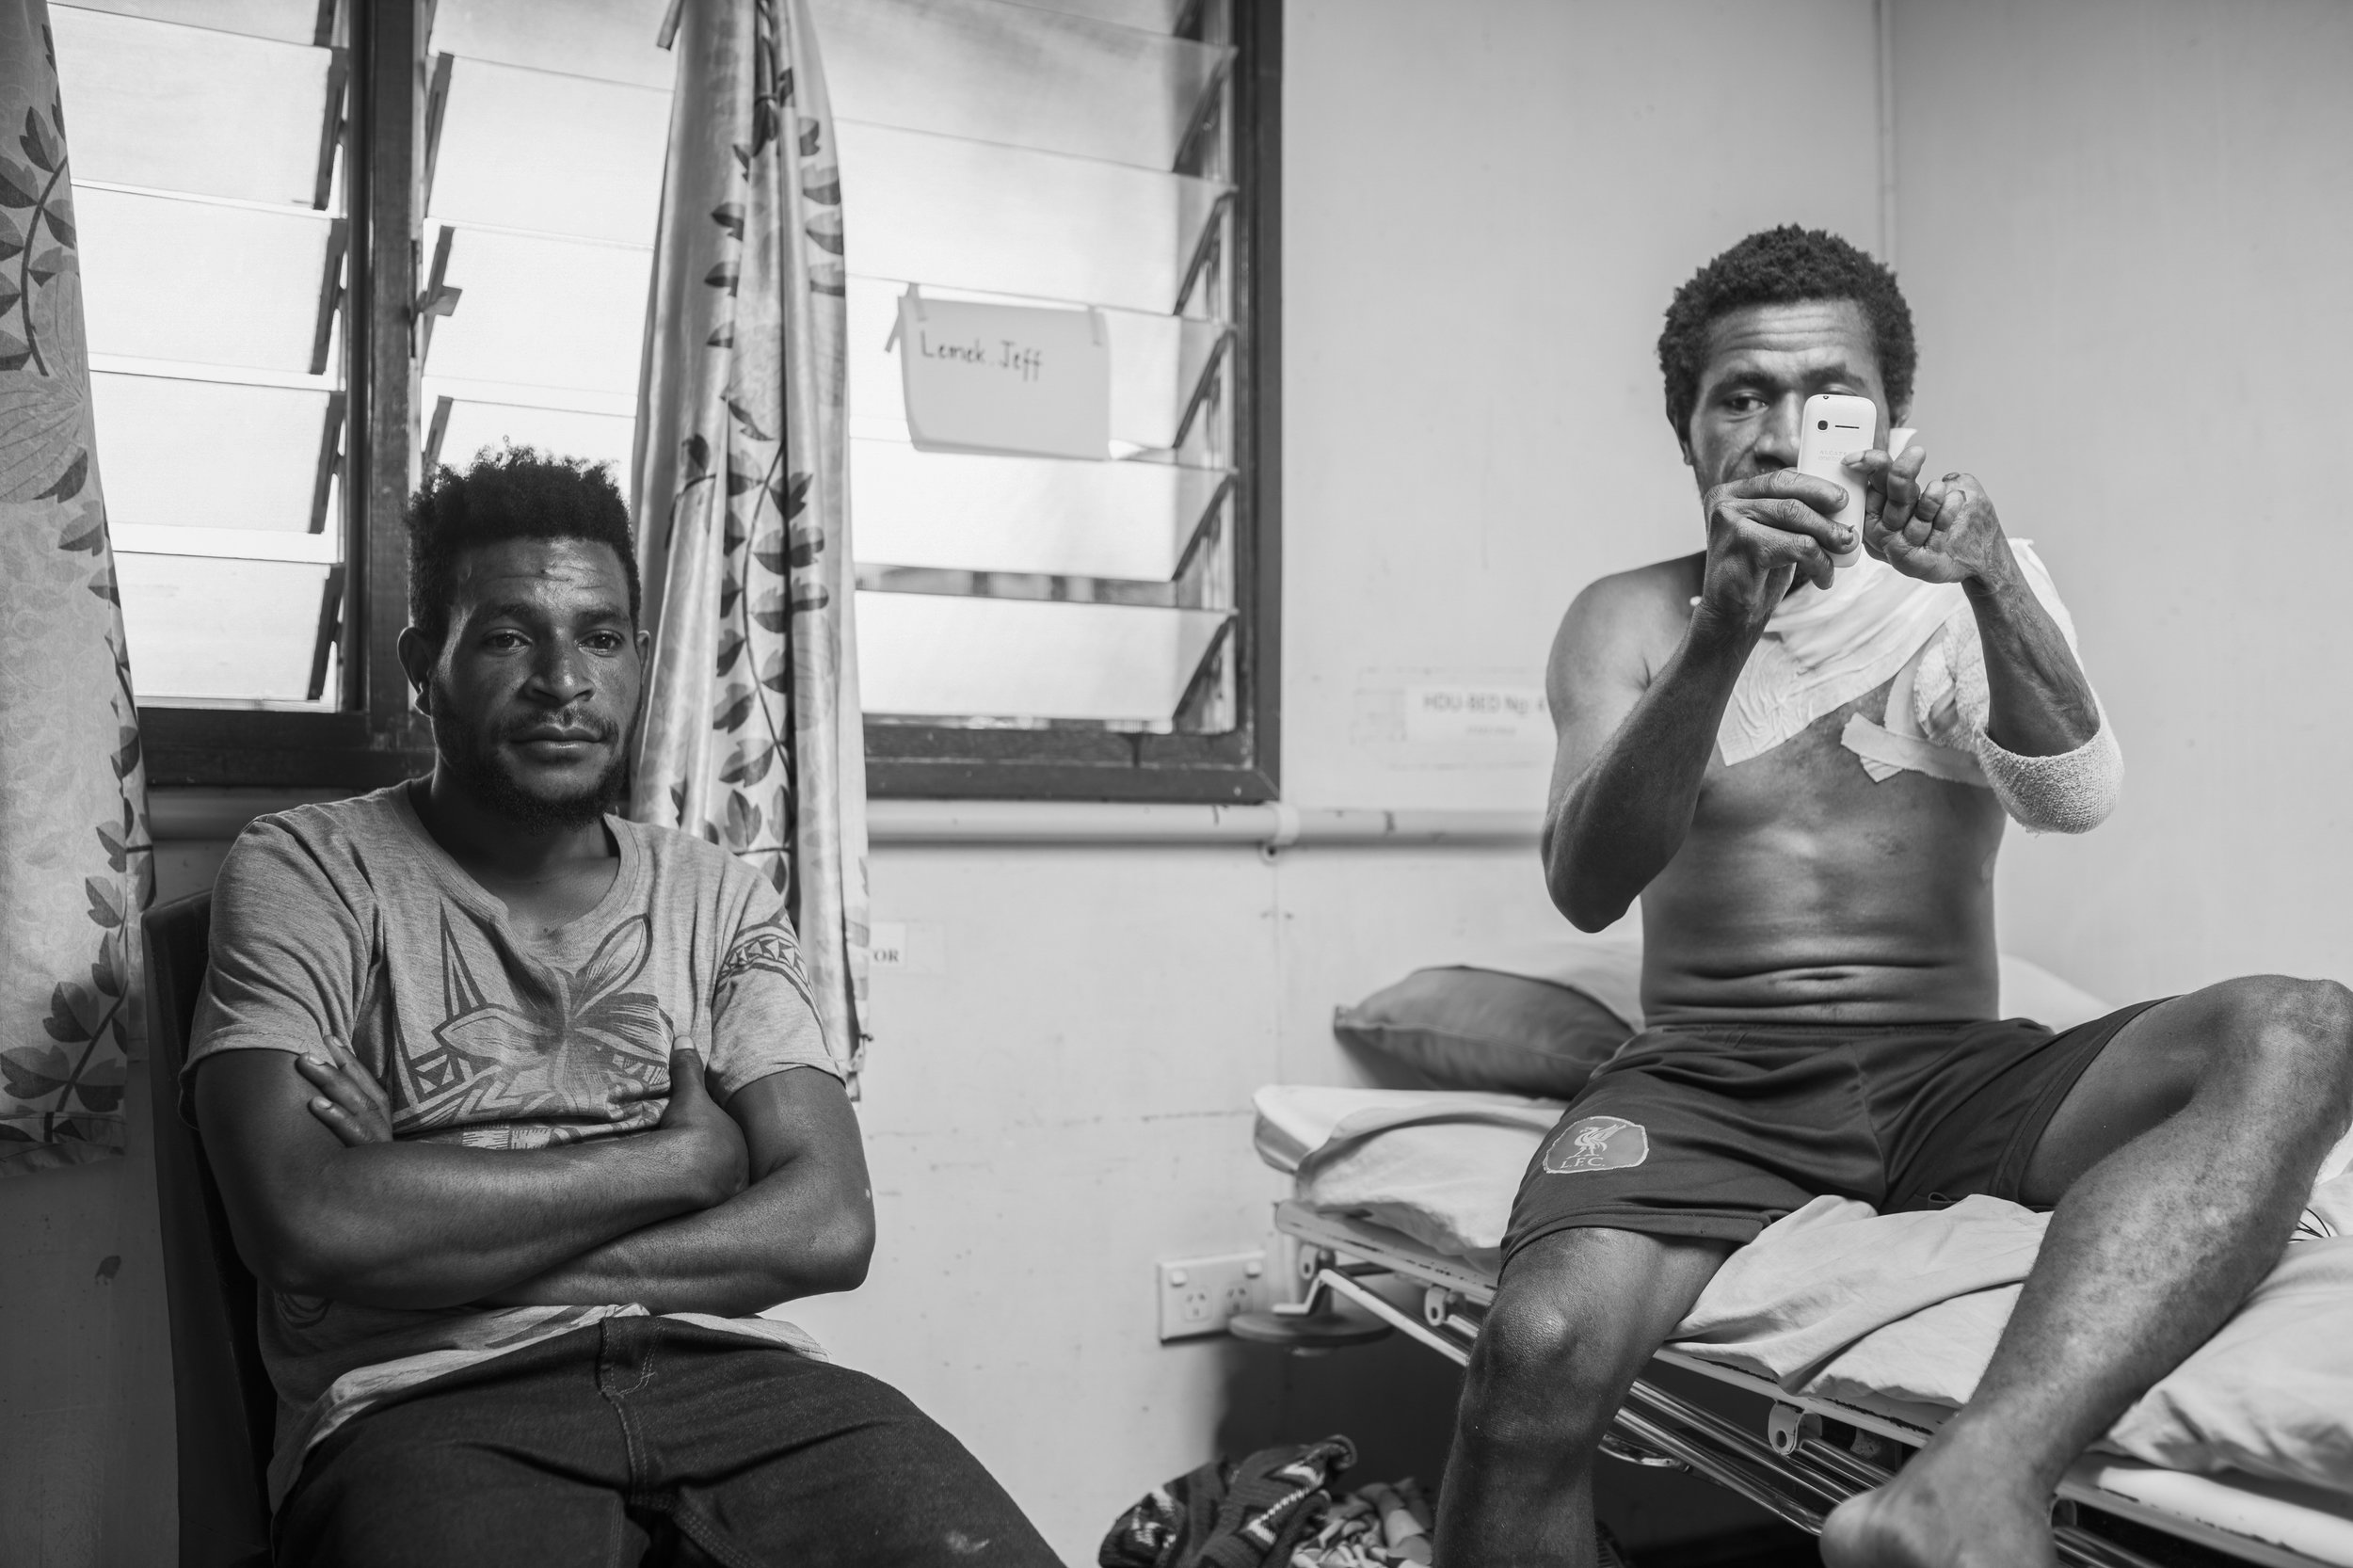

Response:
(430, 687), (629, 831)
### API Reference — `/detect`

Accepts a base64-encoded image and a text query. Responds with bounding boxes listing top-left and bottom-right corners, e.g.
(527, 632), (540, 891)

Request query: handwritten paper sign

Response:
(891, 288), (1110, 460)
(1402, 684), (1551, 744)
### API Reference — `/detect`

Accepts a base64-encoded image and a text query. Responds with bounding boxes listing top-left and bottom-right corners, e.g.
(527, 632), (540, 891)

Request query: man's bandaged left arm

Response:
(1925, 550), (2122, 835)
(1974, 695), (2123, 835)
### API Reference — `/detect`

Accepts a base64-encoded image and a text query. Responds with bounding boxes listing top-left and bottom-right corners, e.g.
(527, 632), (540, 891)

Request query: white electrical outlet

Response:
(1156, 1251), (1269, 1342)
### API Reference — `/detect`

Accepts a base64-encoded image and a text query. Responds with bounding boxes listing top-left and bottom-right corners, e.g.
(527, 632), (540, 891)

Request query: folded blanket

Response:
(1669, 1193), (2046, 1389)
(1673, 1178), (2353, 1496)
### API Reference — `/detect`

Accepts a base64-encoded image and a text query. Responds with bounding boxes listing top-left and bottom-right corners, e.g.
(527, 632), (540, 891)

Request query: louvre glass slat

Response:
(856, 592), (1227, 724)
(834, 121), (1228, 314)
(90, 373), (332, 530)
(427, 58), (668, 245)
(113, 523), (338, 563)
(62, 0), (322, 46)
(1013, 0), (1191, 33)
(844, 277), (1224, 452)
(852, 440), (1225, 581)
(818, 0), (1229, 173)
(54, 8), (334, 207)
(75, 188), (336, 372)
(423, 226), (648, 393)
(429, 0), (677, 89)
(117, 552), (331, 702)
(428, 394), (635, 478)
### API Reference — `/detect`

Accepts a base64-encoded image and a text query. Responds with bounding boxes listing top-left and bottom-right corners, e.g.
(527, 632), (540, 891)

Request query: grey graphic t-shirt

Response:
(185, 784), (840, 1504)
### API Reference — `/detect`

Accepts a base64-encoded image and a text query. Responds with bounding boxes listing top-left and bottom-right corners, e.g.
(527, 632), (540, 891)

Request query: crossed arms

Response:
(194, 1044), (873, 1317)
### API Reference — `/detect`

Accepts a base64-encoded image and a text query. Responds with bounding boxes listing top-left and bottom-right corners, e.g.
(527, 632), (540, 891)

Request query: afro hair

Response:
(1657, 226), (1915, 442)
(406, 444), (639, 651)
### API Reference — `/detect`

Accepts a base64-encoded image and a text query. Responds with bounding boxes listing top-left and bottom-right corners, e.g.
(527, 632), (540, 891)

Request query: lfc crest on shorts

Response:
(1544, 1115), (1649, 1175)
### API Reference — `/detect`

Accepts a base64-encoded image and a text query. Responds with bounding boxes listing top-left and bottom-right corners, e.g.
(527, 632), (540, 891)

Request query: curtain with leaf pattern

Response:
(0, 0), (152, 1174)
(630, 0), (871, 1088)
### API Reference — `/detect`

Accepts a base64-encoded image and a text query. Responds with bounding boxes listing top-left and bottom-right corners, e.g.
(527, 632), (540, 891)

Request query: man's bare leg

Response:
(1823, 976), (2353, 1568)
(1437, 1226), (1731, 1568)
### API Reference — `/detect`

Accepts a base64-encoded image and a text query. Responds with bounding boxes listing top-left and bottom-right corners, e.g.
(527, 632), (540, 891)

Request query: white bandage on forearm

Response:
(1974, 710), (2122, 835)
(1927, 549), (2122, 834)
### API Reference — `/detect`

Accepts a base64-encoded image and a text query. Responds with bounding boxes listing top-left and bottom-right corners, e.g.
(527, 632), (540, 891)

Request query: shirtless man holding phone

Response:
(1433, 227), (2353, 1568)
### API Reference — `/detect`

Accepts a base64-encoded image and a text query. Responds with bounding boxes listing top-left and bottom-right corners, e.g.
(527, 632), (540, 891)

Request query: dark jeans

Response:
(276, 1317), (1058, 1568)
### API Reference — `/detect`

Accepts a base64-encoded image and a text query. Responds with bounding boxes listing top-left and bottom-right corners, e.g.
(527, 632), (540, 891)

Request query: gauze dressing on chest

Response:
(1716, 537), (2080, 788)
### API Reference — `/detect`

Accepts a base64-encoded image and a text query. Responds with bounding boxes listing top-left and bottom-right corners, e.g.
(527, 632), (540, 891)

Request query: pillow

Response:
(1333, 966), (1638, 1100)
(1994, 953), (2111, 1032)
(1336, 947), (2107, 1100)
(1442, 938), (1646, 1032)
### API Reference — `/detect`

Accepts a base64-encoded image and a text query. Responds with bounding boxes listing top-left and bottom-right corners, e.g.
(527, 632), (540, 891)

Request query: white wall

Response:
(789, 843), (1574, 1556)
(1888, 0), (2353, 1003)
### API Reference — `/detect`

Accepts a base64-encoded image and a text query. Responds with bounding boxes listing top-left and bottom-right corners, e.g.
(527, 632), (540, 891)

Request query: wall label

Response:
(867, 920), (945, 974)
(1402, 683), (1550, 744)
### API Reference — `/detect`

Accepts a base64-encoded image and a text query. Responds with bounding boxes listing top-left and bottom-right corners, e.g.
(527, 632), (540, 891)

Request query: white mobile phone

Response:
(1795, 393), (1876, 568)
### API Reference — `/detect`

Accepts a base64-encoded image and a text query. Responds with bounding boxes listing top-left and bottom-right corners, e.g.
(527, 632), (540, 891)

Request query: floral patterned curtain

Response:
(0, 0), (152, 1174)
(630, 0), (871, 1087)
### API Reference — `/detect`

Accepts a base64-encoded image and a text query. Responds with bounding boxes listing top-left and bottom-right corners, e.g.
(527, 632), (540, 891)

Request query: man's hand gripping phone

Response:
(1692, 469), (1858, 640)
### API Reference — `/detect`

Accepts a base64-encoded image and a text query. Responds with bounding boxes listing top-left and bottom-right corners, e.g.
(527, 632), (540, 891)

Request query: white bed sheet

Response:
(1256, 1083), (2353, 1501)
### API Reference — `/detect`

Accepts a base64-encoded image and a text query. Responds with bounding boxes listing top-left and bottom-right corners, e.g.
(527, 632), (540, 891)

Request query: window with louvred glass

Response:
(821, 0), (1280, 801)
(67, 0), (1277, 798)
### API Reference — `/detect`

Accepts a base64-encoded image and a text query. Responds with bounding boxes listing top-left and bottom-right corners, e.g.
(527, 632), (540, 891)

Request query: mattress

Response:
(1254, 1083), (2353, 1505)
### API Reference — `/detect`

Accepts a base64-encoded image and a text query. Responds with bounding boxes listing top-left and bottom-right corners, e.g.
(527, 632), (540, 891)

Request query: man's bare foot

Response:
(1818, 1455), (2056, 1568)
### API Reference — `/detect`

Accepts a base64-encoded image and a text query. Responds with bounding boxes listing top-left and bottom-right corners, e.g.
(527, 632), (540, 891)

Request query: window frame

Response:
(138, 0), (429, 788)
(138, 0), (1283, 804)
(863, 0), (1282, 803)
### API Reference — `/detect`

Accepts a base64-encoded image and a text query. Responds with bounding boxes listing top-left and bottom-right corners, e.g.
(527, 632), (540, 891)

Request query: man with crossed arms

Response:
(189, 449), (1056, 1567)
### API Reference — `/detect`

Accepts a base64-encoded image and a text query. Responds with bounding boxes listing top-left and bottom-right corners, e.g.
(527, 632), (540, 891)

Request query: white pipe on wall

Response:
(867, 799), (1542, 848)
(149, 789), (1544, 850)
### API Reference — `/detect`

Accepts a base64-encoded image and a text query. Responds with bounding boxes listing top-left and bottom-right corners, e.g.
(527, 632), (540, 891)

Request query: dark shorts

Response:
(1503, 1000), (2165, 1265)
(276, 1316), (1058, 1568)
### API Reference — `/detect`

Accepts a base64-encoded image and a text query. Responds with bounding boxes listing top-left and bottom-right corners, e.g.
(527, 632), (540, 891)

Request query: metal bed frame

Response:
(1267, 1201), (2353, 1568)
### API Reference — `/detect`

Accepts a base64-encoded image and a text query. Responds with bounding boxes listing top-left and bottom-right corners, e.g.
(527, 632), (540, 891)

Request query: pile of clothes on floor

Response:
(1288, 1478), (1435, 1566)
(1099, 1436), (1633, 1568)
(1097, 1437), (1424, 1567)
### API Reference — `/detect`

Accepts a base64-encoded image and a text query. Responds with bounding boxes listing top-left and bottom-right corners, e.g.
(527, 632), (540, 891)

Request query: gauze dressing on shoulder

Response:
(1717, 429), (1951, 766)
(1714, 494), (2121, 831)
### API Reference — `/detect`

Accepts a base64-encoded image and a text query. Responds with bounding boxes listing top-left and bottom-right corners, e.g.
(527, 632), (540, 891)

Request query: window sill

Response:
(139, 707), (429, 791)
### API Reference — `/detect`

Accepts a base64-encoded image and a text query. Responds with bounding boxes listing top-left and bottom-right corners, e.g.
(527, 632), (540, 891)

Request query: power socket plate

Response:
(1157, 1251), (1269, 1342)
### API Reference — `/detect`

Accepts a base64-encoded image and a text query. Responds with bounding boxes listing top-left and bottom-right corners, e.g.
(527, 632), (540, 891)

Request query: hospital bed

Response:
(1242, 1086), (2353, 1568)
